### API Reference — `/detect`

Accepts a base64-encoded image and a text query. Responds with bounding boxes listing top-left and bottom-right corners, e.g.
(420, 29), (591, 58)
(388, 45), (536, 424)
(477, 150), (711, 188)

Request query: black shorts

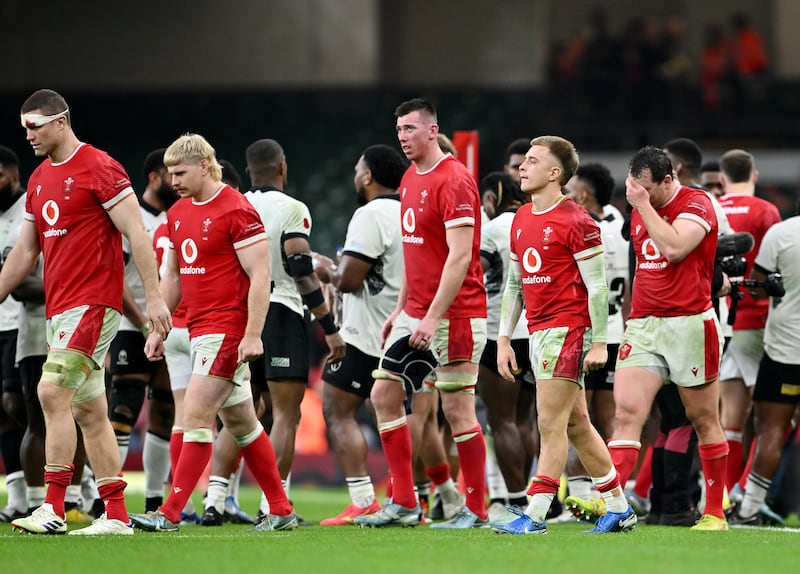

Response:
(322, 343), (378, 399)
(108, 330), (152, 376)
(753, 352), (800, 405)
(0, 329), (21, 393)
(379, 334), (437, 396)
(480, 338), (534, 387)
(584, 343), (619, 391)
(20, 355), (45, 404)
(250, 302), (309, 383)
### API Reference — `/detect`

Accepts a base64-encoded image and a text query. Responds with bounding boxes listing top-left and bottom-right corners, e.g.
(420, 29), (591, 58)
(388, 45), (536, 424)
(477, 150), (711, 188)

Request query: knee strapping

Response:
(41, 353), (93, 389)
(371, 369), (403, 384)
(433, 371), (477, 394)
(234, 424), (264, 448)
(184, 428), (213, 443)
(109, 377), (146, 428)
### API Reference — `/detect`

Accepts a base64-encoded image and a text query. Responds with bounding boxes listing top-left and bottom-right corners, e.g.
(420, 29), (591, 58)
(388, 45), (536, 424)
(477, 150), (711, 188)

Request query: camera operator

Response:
(716, 150), (782, 493)
(728, 203), (797, 525)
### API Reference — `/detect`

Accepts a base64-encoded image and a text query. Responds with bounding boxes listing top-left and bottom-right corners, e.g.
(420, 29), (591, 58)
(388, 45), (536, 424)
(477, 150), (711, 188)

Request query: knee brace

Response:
(41, 352), (93, 390)
(109, 377), (146, 431)
(433, 371), (477, 394)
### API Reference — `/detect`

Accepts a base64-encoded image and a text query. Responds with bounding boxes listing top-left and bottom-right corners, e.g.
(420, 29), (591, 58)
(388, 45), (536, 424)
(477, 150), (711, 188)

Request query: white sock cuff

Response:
(235, 424), (264, 448)
(724, 429), (743, 442)
(608, 440), (641, 449)
(591, 467), (617, 487)
(378, 416), (407, 433)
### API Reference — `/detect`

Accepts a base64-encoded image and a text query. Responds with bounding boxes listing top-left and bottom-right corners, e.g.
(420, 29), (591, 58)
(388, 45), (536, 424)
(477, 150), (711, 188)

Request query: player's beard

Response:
(0, 182), (15, 211)
(157, 180), (179, 209)
(355, 184), (367, 207)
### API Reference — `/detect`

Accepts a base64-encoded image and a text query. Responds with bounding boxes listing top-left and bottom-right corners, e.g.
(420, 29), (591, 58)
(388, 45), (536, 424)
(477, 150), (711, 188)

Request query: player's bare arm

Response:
(381, 276), (407, 348)
(109, 193), (172, 338)
(122, 281), (148, 331)
(0, 220), (41, 303)
(496, 257), (524, 382)
(285, 236), (346, 363)
(576, 252), (609, 372)
(236, 238), (271, 364)
(411, 225), (473, 350)
(313, 252), (372, 293)
(145, 246), (182, 362)
(626, 175), (708, 262)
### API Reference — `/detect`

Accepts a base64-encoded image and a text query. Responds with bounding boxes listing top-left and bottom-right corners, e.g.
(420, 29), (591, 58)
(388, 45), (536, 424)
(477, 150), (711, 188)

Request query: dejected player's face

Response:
(701, 171), (724, 198)
(519, 146), (559, 195)
(353, 155), (369, 206)
(396, 110), (435, 164)
(168, 161), (205, 198)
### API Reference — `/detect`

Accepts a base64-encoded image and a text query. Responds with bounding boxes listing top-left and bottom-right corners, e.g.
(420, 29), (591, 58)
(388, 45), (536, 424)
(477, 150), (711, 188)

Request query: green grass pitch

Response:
(1, 484), (797, 574)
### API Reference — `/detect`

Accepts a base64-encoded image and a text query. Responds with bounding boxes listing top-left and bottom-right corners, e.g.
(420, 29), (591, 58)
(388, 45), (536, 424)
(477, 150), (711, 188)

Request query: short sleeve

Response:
(440, 171), (478, 229)
(231, 200), (267, 250)
(754, 223), (781, 273)
(342, 206), (382, 262)
(283, 200), (312, 238)
(93, 154), (134, 208)
(676, 191), (714, 234)
(569, 209), (604, 261)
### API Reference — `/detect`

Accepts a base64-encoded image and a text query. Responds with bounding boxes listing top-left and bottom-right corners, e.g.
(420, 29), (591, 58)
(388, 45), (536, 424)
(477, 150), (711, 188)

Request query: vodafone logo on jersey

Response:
(521, 247), (542, 273)
(179, 239), (206, 275)
(42, 200), (59, 225)
(642, 239), (660, 260)
(41, 200), (68, 237)
(402, 208), (416, 232)
(521, 247), (551, 284)
(181, 239), (198, 263)
(401, 208), (424, 245)
(638, 239), (667, 270)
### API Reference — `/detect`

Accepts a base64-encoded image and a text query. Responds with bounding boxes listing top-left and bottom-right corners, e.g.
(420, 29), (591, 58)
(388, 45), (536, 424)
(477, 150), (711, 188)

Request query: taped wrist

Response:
(318, 312), (338, 335)
(301, 287), (325, 310)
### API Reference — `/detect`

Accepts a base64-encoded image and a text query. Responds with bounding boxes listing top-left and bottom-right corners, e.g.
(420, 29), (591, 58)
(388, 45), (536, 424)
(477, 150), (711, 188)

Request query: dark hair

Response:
(700, 161), (719, 174)
(362, 145), (407, 190)
(480, 172), (525, 212)
(245, 139), (285, 178)
(141, 148), (166, 182)
(219, 159), (242, 190)
(575, 163), (615, 207)
(663, 137), (702, 175)
(530, 135), (579, 185)
(0, 146), (20, 168)
(504, 138), (530, 163)
(21, 89), (70, 123)
(719, 149), (754, 184)
(629, 146), (674, 183)
(394, 98), (437, 121)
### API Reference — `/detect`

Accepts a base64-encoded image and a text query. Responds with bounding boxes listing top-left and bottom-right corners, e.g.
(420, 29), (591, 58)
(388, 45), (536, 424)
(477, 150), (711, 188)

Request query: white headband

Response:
(20, 109), (69, 129)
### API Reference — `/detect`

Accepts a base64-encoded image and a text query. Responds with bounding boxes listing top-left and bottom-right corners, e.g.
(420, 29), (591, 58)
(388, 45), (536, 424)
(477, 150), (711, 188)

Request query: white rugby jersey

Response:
(339, 196), (404, 357)
(480, 210), (528, 340)
(0, 193), (25, 331)
(119, 201), (166, 332)
(601, 204), (629, 344)
(245, 188), (311, 317)
(755, 216), (800, 364)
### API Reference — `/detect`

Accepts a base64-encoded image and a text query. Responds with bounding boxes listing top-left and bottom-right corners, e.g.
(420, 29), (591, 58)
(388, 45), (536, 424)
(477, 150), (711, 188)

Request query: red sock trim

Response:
(425, 463), (451, 486)
(528, 475), (560, 496)
(698, 441), (729, 461)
